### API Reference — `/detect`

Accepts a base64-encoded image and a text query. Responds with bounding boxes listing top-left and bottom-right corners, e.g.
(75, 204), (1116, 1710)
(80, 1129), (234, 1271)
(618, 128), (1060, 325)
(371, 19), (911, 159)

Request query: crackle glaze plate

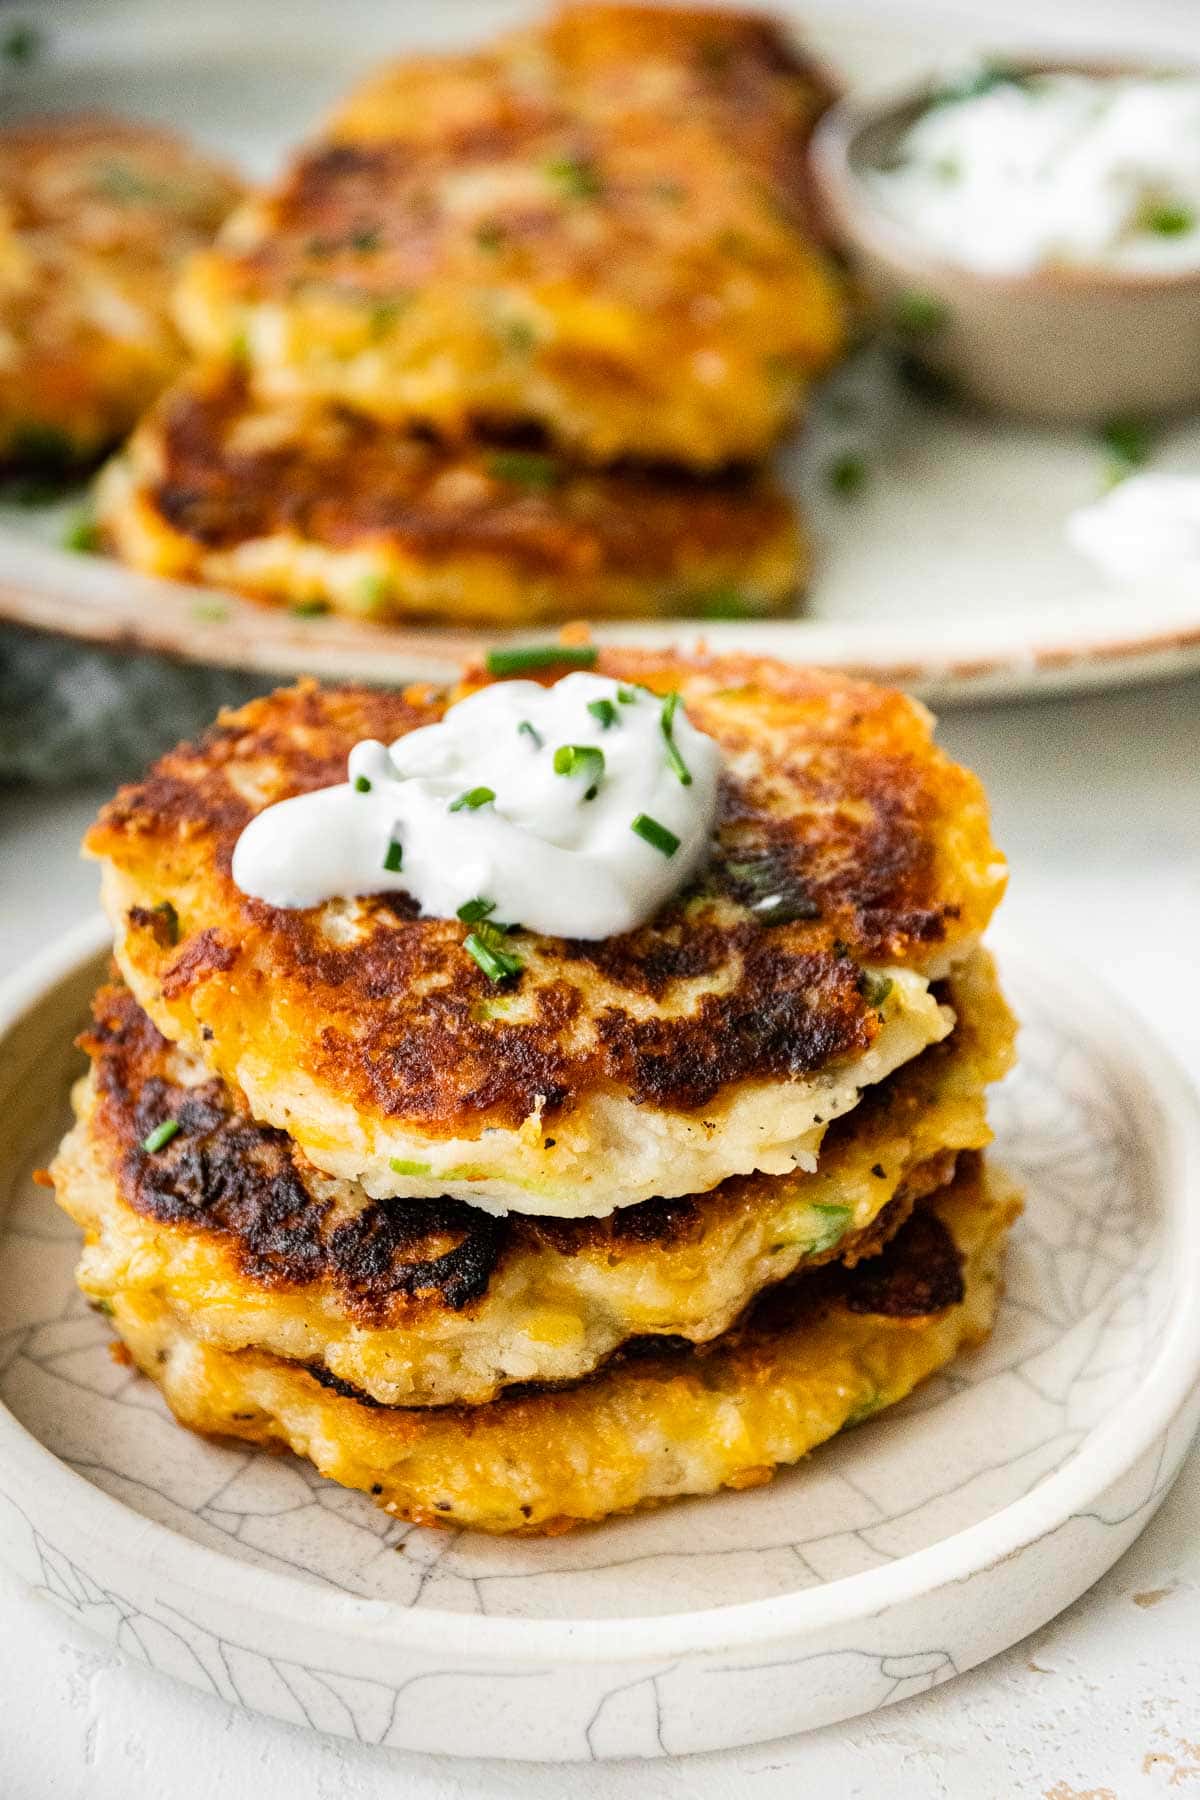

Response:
(0, 917), (1198, 1761)
(3, 0), (1200, 705)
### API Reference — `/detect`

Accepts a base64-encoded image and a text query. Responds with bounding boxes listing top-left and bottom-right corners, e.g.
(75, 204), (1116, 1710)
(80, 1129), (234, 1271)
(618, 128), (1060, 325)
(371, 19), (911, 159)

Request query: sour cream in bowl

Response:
(812, 59), (1200, 423)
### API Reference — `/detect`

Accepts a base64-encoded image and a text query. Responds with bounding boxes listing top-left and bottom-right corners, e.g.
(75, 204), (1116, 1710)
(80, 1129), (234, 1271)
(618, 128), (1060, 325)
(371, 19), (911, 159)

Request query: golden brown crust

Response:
(85, 660), (1005, 1157)
(175, 6), (845, 465)
(97, 1160), (1020, 1532)
(97, 365), (803, 624)
(0, 113), (241, 465)
(54, 949), (1013, 1405)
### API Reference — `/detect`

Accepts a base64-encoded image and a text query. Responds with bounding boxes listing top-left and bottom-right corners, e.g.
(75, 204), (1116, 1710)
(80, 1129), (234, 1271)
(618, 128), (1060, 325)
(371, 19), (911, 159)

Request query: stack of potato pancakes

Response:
(52, 649), (1019, 1534)
(97, 5), (846, 625)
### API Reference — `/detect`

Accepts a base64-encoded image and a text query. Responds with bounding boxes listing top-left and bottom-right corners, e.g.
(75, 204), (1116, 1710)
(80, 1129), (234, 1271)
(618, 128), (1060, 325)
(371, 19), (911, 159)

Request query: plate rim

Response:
(2, 913), (1199, 1666)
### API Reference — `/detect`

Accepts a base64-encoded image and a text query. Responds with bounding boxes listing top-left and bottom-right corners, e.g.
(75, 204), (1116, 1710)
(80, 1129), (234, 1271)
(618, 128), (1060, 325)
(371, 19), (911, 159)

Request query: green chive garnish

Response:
(486, 450), (559, 491)
(859, 971), (894, 1009)
(587, 698), (619, 730)
(544, 154), (602, 200)
(518, 719), (543, 749)
(62, 510), (100, 554)
(382, 839), (403, 872)
(449, 786), (495, 811)
(659, 691), (692, 786)
(486, 644), (598, 676)
(464, 931), (522, 983)
(389, 1157), (432, 1177)
(1100, 416), (1154, 475)
(828, 452), (867, 498)
(1143, 201), (1194, 238)
(142, 1119), (181, 1154)
(893, 290), (948, 335)
(354, 775), (372, 793)
(2, 21), (40, 64)
(616, 685), (640, 704)
(457, 897), (497, 924)
(632, 813), (680, 857)
(288, 597), (328, 617)
(553, 744), (605, 799)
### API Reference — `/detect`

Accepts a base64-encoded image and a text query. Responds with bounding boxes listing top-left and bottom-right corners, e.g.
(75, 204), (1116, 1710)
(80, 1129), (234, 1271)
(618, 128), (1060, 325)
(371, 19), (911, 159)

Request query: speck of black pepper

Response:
(544, 1137), (556, 1148)
(370, 1483), (383, 1495)
(871, 1163), (887, 1179)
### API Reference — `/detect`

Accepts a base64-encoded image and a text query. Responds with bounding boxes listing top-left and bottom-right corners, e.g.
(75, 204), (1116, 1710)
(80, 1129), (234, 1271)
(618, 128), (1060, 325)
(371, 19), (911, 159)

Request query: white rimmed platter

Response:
(3, 0), (1200, 706)
(0, 915), (1198, 1761)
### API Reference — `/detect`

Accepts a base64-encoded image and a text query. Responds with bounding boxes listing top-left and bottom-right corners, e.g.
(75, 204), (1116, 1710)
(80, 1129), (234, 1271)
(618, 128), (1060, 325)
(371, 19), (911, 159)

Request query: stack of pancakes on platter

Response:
(52, 649), (1019, 1534)
(97, 5), (846, 625)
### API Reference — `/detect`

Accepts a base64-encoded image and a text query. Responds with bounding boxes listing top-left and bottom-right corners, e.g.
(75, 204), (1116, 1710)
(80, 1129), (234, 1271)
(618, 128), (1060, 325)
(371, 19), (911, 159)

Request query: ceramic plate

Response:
(0, 916), (1198, 1761)
(2, 0), (1200, 706)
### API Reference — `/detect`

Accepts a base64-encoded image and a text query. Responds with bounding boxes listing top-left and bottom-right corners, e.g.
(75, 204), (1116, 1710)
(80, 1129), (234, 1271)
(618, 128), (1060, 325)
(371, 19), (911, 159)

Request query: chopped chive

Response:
(616, 684), (640, 704)
(1099, 416), (1154, 477)
(696, 587), (754, 620)
(62, 510), (100, 554)
(517, 719), (543, 749)
(449, 786), (495, 811)
(464, 931), (522, 983)
(457, 897), (497, 924)
(486, 643), (597, 676)
(153, 900), (180, 945)
(893, 290), (949, 335)
(352, 571), (393, 613)
(632, 813), (680, 857)
(659, 691), (692, 786)
(382, 839), (403, 872)
(353, 774), (372, 793)
(828, 452), (867, 498)
(587, 698), (619, 730)
(288, 596), (328, 617)
(486, 450), (559, 491)
(553, 744), (605, 799)
(858, 970), (894, 1009)
(1142, 201), (1194, 237)
(544, 154), (602, 200)
(2, 21), (40, 63)
(141, 1119), (181, 1154)
(389, 1157), (432, 1177)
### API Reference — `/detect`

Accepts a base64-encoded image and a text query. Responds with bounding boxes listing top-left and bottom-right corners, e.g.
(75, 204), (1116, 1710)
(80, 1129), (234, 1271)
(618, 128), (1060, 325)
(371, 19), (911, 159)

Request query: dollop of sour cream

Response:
(868, 72), (1200, 275)
(1067, 472), (1200, 583)
(231, 674), (722, 939)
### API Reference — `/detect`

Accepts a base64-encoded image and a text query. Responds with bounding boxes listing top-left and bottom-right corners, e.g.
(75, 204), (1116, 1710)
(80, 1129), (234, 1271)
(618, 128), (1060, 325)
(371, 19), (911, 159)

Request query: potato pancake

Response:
(96, 1159), (1019, 1534)
(96, 366), (803, 624)
(0, 114), (241, 468)
(174, 6), (845, 466)
(53, 949), (1013, 1405)
(86, 655), (1007, 1217)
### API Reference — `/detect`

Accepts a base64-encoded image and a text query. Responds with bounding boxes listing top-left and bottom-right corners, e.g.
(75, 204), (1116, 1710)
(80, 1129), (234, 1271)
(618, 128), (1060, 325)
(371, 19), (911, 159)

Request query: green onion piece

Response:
(153, 900), (180, 946)
(288, 597), (328, 617)
(828, 452), (867, 498)
(389, 1157), (432, 1177)
(553, 744), (605, 799)
(587, 698), (619, 730)
(382, 839), (403, 872)
(616, 684), (640, 704)
(659, 691), (692, 786)
(1142, 201), (1194, 237)
(544, 154), (602, 200)
(142, 1119), (181, 1154)
(1099, 416), (1154, 477)
(517, 719), (543, 749)
(486, 644), (598, 676)
(859, 971), (894, 1009)
(2, 21), (40, 63)
(485, 450), (559, 491)
(632, 813), (680, 857)
(449, 786), (495, 812)
(457, 897), (497, 924)
(893, 290), (949, 335)
(464, 931), (523, 983)
(353, 775), (372, 793)
(62, 510), (100, 554)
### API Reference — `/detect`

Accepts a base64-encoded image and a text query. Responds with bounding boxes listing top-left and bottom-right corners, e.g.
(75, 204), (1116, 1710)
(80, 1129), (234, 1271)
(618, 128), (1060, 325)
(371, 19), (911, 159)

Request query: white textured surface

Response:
(2, 668), (1200, 1792)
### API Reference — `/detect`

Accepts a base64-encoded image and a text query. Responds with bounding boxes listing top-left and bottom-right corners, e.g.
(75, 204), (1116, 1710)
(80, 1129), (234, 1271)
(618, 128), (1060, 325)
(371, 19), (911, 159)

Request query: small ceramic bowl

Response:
(811, 60), (1200, 424)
